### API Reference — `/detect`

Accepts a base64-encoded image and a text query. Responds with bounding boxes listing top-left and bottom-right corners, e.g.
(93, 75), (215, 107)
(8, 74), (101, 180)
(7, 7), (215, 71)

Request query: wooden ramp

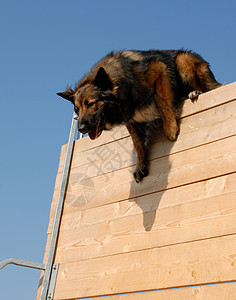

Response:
(37, 82), (236, 299)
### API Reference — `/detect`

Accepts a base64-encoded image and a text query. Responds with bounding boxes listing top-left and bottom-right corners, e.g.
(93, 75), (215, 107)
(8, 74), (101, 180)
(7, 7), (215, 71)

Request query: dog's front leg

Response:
(126, 122), (149, 183)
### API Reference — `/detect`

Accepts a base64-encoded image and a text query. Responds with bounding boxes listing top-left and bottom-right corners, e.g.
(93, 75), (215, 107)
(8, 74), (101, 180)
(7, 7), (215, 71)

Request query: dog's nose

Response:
(78, 123), (88, 134)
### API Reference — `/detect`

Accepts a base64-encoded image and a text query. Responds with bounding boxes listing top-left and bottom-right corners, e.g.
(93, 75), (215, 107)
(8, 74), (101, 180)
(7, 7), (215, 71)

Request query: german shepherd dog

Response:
(57, 50), (221, 183)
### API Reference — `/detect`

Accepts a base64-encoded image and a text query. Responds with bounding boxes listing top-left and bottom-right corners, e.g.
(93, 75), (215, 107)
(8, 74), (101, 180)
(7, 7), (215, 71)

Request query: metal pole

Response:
(0, 258), (45, 271)
(39, 112), (78, 300)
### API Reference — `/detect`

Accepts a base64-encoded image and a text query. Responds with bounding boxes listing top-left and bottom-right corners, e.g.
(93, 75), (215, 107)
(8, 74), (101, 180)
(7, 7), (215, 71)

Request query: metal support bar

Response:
(39, 112), (78, 300)
(46, 264), (59, 300)
(0, 258), (45, 271)
(0, 258), (58, 299)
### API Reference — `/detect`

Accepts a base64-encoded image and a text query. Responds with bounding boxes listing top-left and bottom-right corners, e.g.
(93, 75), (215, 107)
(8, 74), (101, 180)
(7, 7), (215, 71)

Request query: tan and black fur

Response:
(58, 49), (221, 183)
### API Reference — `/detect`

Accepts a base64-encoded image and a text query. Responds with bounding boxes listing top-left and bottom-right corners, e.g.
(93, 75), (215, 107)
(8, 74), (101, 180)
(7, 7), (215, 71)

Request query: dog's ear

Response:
(93, 67), (113, 91)
(57, 90), (75, 103)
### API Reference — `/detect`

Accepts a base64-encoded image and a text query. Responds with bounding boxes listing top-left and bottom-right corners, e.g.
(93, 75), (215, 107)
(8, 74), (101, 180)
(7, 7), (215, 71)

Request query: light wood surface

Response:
(96, 282), (236, 300)
(52, 192), (236, 262)
(54, 235), (236, 299)
(37, 82), (236, 300)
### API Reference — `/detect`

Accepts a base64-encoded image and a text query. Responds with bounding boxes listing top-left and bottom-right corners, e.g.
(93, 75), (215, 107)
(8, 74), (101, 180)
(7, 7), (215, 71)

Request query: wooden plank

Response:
(58, 82), (236, 160)
(180, 81), (236, 117)
(48, 172), (236, 232)
(51, 94), (236, 218)
(49, 140), (236, 230)
(60, 135), (236, 211)
(49, 129), (235, 232)
(53, 234), (236, 299)
(94, 283), (236, 300)
(50, 88), (236, 218)
(47, 171), (63, 223)
(50, 106), (236, 226)
(38, 83), (236, 300)
(53, 192), (236, 262)
(58, 99), (236, 174)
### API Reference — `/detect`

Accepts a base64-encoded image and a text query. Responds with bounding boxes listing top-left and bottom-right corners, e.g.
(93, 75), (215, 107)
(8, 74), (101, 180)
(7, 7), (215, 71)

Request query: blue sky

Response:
(0, 1), (235, 299)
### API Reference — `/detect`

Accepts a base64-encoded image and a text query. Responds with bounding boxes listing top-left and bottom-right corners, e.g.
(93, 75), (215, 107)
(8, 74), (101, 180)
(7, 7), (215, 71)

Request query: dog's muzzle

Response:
(78, 123), (88, 134)
(78, 117), (104, 140)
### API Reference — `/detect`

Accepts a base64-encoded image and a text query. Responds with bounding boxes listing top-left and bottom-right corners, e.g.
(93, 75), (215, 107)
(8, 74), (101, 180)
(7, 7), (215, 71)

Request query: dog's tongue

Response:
(89, 124), (99, 140)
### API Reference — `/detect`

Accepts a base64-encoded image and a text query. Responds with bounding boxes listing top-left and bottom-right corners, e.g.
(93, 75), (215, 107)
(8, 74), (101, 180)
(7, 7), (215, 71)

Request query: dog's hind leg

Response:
(176, 52), (221, 99)
(195, 60), (221, 92)
(150, 62), (179, 141)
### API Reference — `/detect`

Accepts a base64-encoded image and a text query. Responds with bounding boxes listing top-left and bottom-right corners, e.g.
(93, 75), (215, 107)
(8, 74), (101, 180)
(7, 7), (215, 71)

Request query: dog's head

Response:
(57, 67), (122, 140)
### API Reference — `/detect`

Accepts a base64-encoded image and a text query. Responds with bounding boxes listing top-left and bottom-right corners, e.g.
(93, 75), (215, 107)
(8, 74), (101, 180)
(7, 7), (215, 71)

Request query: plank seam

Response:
(74, 280), (236, 300)
(49, 190), (236, 234)
(48, 171), (236, 221)
(59, 133), (236, 180)
(177, 97), (236, 119)
(54, 232), (236, 265)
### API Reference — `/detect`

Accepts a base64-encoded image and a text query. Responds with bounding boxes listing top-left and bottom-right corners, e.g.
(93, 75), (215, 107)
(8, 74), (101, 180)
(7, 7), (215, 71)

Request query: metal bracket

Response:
(0, 258), (59, 299)
(47, 263), (59, 300)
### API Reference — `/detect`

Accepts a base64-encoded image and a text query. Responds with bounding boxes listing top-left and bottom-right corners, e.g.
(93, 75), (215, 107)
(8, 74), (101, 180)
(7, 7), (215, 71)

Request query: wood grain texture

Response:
(37, 82), (236, 300)
(53, 235), (236, 299)
(47, 99), (236, 219)
(93, 282), (236, 300)
(52, 192), (236, 263)
(49, 84), (236, 221)
(57, 99), (236, 175)
(59, 135), (236, 212)
(47, 172), (236, 233)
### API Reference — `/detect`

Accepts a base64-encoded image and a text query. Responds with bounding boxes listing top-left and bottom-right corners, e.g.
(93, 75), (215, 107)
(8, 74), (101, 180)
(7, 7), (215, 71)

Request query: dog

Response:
(57, 49), (221, 183)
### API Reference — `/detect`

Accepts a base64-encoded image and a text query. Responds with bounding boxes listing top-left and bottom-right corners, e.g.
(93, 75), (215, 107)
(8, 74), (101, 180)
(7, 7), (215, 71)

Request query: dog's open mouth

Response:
(88, 118), (104, 140)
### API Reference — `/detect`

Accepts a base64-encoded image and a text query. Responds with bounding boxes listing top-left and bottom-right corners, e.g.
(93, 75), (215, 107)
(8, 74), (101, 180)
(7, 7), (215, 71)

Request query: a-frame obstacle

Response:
(37, 82), (236, 299)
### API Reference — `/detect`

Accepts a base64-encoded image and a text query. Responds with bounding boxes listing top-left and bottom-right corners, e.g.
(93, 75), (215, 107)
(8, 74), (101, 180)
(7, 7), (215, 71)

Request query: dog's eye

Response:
(85, 100), (95, 108)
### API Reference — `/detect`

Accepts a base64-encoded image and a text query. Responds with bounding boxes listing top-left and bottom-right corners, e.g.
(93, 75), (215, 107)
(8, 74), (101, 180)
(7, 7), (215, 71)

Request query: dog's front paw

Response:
(164, 122), (179, 141)
(134, 165), (148, 183)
